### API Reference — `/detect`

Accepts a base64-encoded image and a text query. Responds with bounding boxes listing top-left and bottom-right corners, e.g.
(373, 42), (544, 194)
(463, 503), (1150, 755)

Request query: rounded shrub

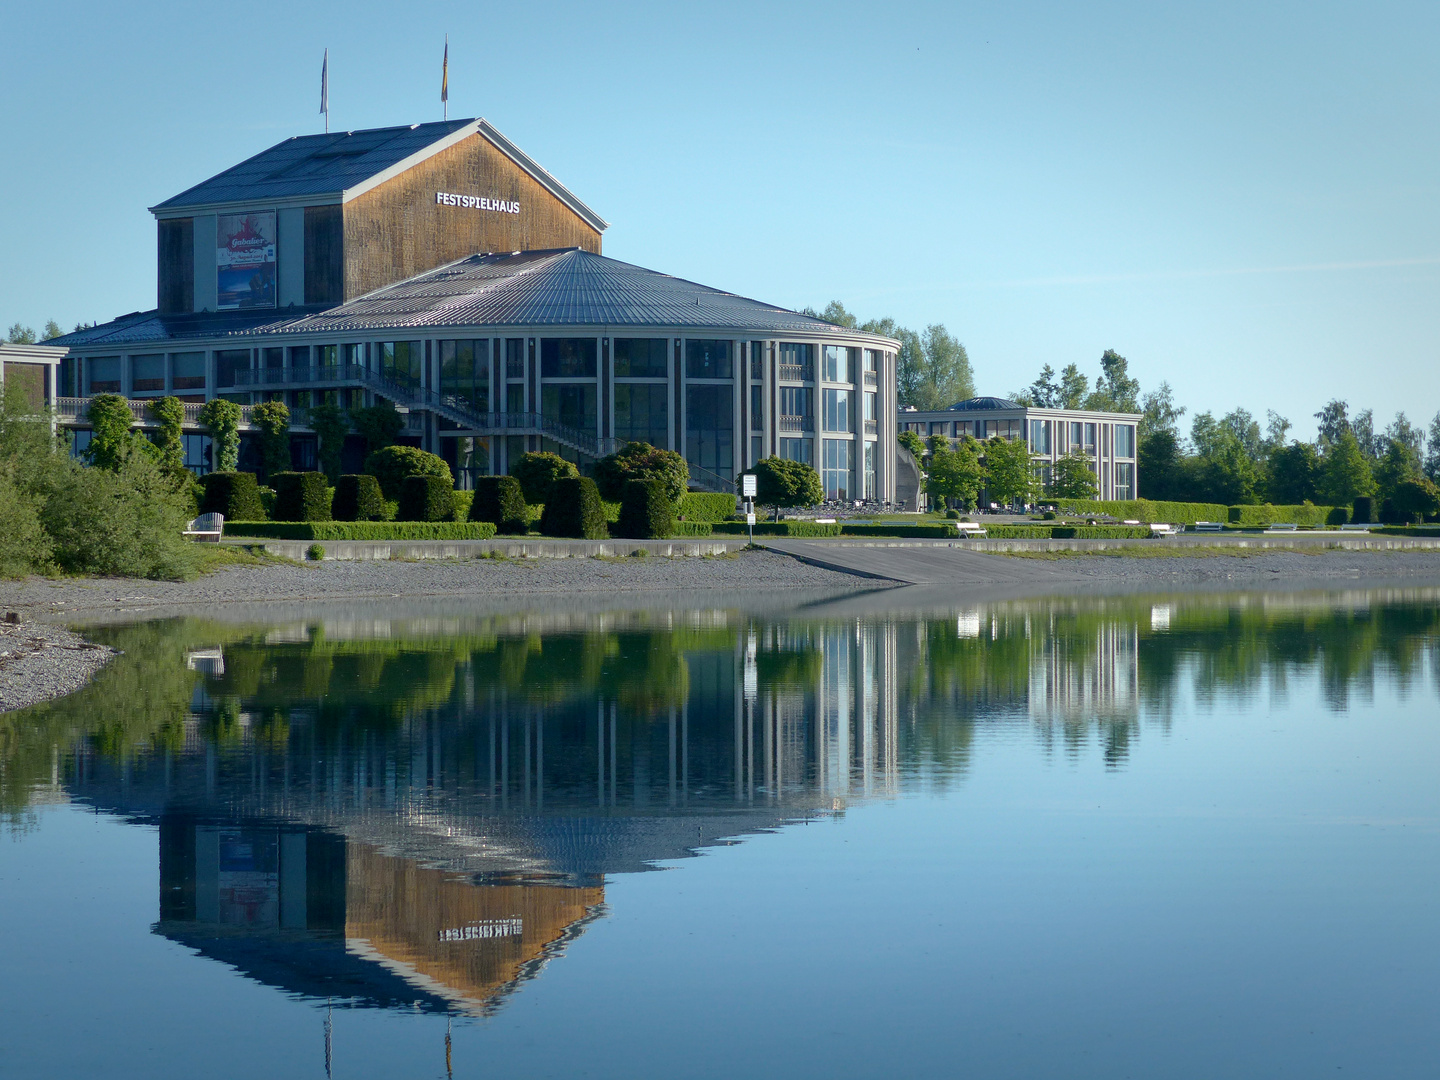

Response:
(1325, 506), (1349, 526)
(332, 474), (386, 521)
(512, 451), (579, 505)
(1392, 477), (1440, 523)
(306, 544), (325, 561)
(363, 445), (452, 501)
(470, 475), (529, 534)
(271, 472), (333, 522)
(616, 478), (675, 539)
(594, 442), (688, 503)
(398, 475), (456, 522)
(944, 508), (962, 520)
(539, 476), (608, 539)
(199, 472), (265, 521)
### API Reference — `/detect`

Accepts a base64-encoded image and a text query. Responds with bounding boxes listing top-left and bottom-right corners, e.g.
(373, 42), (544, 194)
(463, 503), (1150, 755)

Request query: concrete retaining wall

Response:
(225, 538), (748, 561)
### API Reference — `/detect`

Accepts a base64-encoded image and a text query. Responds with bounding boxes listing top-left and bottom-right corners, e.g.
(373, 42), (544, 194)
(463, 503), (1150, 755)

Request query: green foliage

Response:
(1391, 477), (1440, 522)
(147, 396), (187, 480)
(199, 398), (243, 473)
(753, 456), (823, 510)
(539, 476), (609, 539)
(0, 473), (52, 577)
(363, 445), (452, 501)
(983, 525), (1152, 539)
(926, 435), (984, 508)
(331, 474), (386, 521)
(223, 521), (498, 541)
(1373, 438), (1422, 498)
(251, 399), (291, 479)
(398, 475), (456, 522)
(982, 435), (1036, 506)
(351, 401), (404, 455)
(896, 323), (974, 410)
(470, 475), (530, 534)
(1267, 442), (1321, 504)
(85, 394), (144, 470)
(270, 471), (332, 522)
(1226, 504), (1334, 528)
(676, 492), (738, 522)
(1048, 448), (1099, 500)
(307, 401), (350, 483)
(1320, 431), (1374, 506)
(1326, 506), (1349, 526)
(595, 442), (689, 503)
(840, 523), (955, 538)
(6, 323), (38, 344)
(306, 544), (325, 561)
(1057, 499), (1230, 524)
(1352, 496), (1374, 524)
(451, 490), (473, 522)
(511, 451), (579, 505)
(712, 521), (841, 537)
(1138, 427), (1184, 500)
(199, 472), (265, 520)
(897, 429), (926, 460)
(616, 479), (675, 539)
(671, 521), (714, 537)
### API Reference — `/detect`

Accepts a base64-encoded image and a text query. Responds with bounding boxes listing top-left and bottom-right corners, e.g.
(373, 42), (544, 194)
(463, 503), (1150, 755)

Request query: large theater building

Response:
(49, 118), (901, 499)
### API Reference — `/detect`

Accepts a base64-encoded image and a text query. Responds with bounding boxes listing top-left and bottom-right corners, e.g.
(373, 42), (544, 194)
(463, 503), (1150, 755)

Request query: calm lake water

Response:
(2, 587), (1439, 1079)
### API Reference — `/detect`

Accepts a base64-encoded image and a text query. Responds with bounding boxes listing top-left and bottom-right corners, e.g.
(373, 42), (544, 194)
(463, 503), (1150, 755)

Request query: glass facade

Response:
(864, 441), (877, 499)
(215, 351), (249, 389)
(439, 339), (490, 412)
(778, 342), (813, 371)
(822, 389), (852, 433)
(823, 345), (855, 383)
(1114, 423), (1136, 457)
(823, 438), (854, 500)
(541, 339), (597, 378)
(613, 338), (668, 378)
(685, 384), (733, 475)
(1029, 419), (1051, 454)
(505, 339), (526, 379)
(131, 355), (164, 393)
(685, 340), (732, 380)
(780, 438), (813, 465)
(541, 384), (596, 433)
(750, 385), (763, 431)
(378, 341), (421, 389)
(1115, 461), (1134, 499)
(779, 386), (812, 419)
(172, 352), (205, 392)
(614, 383), (669, 447)
(86, 357), (120, 393)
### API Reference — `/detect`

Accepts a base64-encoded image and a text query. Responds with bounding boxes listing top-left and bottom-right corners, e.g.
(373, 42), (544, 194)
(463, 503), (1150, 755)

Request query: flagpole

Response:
(320, 48), (330, 133)
(442, 35), (449, 121)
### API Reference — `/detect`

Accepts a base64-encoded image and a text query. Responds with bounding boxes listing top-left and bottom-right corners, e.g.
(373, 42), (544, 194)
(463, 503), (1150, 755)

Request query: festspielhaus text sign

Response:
(436, 191), (521, 214)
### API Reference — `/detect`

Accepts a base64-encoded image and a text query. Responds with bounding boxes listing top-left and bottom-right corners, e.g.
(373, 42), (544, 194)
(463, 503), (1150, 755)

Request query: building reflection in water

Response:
(36, 590), (1438, 1018)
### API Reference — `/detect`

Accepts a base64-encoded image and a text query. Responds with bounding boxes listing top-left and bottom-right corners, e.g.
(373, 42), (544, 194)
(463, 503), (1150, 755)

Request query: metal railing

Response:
(687, 462), (736, 495)
(864, 419), (878, 434)
(778, 364), (813, 383)
(864, 370), (878, 386)
(779, 415), (814, 432)
(56, 397), (314, 431)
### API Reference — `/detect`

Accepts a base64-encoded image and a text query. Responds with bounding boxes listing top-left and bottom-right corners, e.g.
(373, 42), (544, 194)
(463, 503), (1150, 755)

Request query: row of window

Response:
(778, 437), (878, 500)
(1029, 419), (1136, 458)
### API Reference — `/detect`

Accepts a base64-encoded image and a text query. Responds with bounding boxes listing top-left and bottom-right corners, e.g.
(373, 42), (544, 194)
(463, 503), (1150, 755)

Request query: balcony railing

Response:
(779, 415), (814, 432)
(864, 419), (878, 434)
(56, 396), (317, 431)
(778, 364), (813, 383)
(863, 370), (878, 387)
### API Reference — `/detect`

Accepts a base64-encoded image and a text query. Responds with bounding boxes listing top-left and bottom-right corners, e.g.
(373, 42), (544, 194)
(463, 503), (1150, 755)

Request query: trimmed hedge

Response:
(1326, 506), (1349, 526)
(986, 525), (1152, 539)
(840, 524), (955, 538)
(199, 472), (265, 521)
(364, 445), (452, 501)
(1227, 503), (1333, 527)
(470, 475), (529, 534)
(678, 492), (738, 522)
(1059, 499), (1229, 524)
(271, 472), (332, 522)
(540, 477), (609, 539)
(1352, 496), (1374, 525)
(452, 490), (473, 522)
(224, 521), (497, 540)
(1372, 526), (1440, 537)
(398, 475), (456, 523)
(712, 521), (841, 537)
(671, 521), (714, 537)
(616, 479), (675, 539)
(332, 474), (386, 522)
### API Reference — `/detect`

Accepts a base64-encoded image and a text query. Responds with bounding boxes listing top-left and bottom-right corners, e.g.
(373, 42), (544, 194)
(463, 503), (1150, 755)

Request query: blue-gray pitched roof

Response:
(947, 396), (1021, 411)
(49, 250), (898, 346)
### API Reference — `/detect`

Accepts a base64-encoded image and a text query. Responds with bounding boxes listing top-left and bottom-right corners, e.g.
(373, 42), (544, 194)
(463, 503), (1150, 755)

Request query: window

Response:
(317, 344), (338, 370)
(1085, 423), (1097, 452)
(779, 386), (812, 418)
(613, 338), (668, 378)
(1029, 419), (1051, 454)
(864, 393), (878, 422)
(780, 438), (813, 465)
(751, 435), (763, 465)
(1114, 423), (1136, 458)
(1070, 421), (1084, 447)
(750, 342), (765, 380)
(288, 346), (311, 370)
(182, 433), (212, 476)
(929, 422), (947, 437)
(1115, 461), (1134, 500)
(541, 384), (596, 433)
(506, 384), (526, 413)
(614, 383), (669, 447)
(864, 349), (880, 372)
(778, 342), (813, 378)
(685, 384), (733, 475)
(823, 389), (852, 432)
(823, 439), (854, 500)
(439, 339), (490, 413)
(86, 357), (120, 394)
(263, 347), (284, 372)
(864, 441), (877, 499)
(131, 355), (164, 392)
(541, 338), (597, 378)
(750, 384), (763, 431)
(172, 352), (205, 391)
(823, 345), (855, 383)
(505, 339), (526, 379)
(378, 341), (421, 389)
(685, 339), (732, 379)
(341, 344), (362, 370)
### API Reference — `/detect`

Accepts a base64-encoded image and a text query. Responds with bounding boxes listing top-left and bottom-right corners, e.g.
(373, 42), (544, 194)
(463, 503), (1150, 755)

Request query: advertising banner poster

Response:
(216, 212), (277, 309)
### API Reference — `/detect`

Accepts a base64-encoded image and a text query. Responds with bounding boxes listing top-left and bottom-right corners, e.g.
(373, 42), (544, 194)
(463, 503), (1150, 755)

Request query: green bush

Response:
(398, 475), (456, 522)
(223, 521), (498, 541)
(0, 472), (52, 577)
(945, 509), (962, 520)
(1326, 506), (1349, 526)
(595, 442), (689, 503)
(331, 474), (386, 521)
(677, 492), (738, 522)
(1352, 496), (1374, 525)
(671, 521), (714, 537)
(452, 490), (473, 522)
(752, 456), (822, 511)
(270, 471), (333, 522)
(1227, 503), (1334, 527)
(980, 525), (1149, 539)
(616, 479), (675, 539)
(1058, 499), (1229, 524)
(251, 399), (291, 479)
(712, 521), (841, 537)
(470, 475), (530, 534)
(199, 472), (266, 521)
(840, 524), (955, 538)
(306, 543), (325, 561)
(539, 477), (609, 539)
(363, 445), (452, 501)
(1391, 477), (1440, 522)
(512, 451), (579, 505)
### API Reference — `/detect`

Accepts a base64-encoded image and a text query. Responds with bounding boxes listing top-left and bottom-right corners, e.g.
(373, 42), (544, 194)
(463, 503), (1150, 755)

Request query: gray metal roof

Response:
(49, 249), (898, 347)
(947, 396), (1021, 411)
(152, 120), (476, 211)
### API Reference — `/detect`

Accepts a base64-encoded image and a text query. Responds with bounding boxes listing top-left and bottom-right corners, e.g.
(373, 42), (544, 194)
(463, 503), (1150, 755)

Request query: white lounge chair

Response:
(1149, 523), (1181, 537)
(1263, 522), (1298, 533)
(184, 512), (224, 542)
(955, 522), (988, 538)
(1191, 521), (1224, 532)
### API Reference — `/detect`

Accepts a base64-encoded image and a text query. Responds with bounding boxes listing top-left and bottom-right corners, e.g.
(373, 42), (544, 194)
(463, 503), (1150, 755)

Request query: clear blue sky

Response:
(3, 0), (1437, 438)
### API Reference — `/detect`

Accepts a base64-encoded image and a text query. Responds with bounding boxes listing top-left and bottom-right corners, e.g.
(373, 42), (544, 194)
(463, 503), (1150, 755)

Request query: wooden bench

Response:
(183, 512), (224, 542)
(1191, 521), (1224, 532)
(1149, 523), (1181, 537)
(954, 522), (988, 538)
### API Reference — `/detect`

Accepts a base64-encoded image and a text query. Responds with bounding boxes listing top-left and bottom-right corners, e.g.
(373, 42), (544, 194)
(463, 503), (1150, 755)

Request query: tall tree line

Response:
(803, 301), (975, 410)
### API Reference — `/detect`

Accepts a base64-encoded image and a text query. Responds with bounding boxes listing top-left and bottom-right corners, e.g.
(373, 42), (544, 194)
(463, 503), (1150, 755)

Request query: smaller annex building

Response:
(46, 118), (901, 500)
(901, 396), (1141, 501)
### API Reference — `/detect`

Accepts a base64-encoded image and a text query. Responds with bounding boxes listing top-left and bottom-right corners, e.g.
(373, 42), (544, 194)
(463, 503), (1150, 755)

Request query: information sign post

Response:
(741, 474), (758, 545)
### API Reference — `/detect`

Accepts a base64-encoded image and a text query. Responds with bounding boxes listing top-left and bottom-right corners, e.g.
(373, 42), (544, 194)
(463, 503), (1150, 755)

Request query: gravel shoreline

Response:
(0, 620), (116, 714)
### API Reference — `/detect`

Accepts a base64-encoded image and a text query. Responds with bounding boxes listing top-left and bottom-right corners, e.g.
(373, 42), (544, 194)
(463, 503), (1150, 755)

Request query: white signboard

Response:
(742, 474), (757, 498)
